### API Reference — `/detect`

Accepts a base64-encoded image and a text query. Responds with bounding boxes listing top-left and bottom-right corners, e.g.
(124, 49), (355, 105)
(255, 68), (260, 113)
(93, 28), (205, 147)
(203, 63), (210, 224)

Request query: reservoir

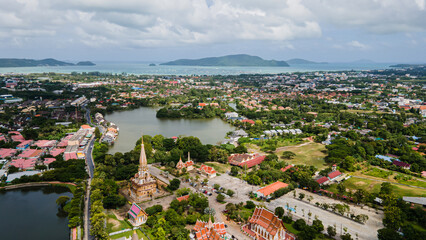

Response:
(0, 186), (72, 240)
(105, 107), (235, 154)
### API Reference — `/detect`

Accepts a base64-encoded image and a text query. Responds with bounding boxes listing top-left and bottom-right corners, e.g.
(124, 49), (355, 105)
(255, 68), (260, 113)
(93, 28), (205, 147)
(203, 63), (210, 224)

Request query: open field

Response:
(275, 142), (328, 170)
(358, 167), (426, 188)
(204, 162), (230, 173)
(328, 176), (426, 197)
(106, 213), (132, 233)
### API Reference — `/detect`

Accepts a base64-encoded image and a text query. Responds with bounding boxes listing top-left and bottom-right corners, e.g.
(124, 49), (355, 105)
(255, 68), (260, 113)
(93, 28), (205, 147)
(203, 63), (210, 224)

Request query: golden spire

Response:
(139, 134), (148, 172)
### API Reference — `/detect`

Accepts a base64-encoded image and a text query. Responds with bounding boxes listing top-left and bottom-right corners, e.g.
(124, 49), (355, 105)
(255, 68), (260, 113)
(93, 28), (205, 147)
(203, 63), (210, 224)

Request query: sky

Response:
(0, 0), (425, 63)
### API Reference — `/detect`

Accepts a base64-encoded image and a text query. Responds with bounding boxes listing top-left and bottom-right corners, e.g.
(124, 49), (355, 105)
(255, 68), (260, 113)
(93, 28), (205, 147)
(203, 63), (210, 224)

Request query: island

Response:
(160, 54), (289, 67)
(149, 63), (156, 66)
(0, 58), (95, 68)
(76, 61), (96, 66)
(286, 58), (327, 64)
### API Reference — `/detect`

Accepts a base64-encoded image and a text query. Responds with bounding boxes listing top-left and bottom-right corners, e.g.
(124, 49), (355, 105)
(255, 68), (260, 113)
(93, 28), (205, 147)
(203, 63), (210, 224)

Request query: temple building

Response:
(192, 218), (229, 240)
(129, 136), (157, 201)
(127, 203), (148, 226)
(243, 207), (295, 240)
(176, 152), (195, 172)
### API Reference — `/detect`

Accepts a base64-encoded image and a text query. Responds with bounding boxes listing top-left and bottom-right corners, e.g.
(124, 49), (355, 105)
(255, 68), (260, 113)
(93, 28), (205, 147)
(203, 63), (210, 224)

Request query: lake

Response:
(106, 107), (235, 154)
(0, 186), (73, 240)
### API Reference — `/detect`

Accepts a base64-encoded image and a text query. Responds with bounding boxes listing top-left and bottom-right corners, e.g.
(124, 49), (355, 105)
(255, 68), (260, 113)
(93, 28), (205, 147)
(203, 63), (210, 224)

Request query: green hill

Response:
(0, 58), (95, 67)
(161, 54), (289, 67)
(76, 61), (96, 66)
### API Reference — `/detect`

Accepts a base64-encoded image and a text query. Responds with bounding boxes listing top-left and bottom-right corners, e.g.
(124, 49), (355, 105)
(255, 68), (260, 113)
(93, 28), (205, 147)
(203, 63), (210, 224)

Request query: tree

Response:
(8, 165), (19, 174)
(226, 189), (235, 197)
(293, 219), (306, 231)
(245, 201), (255, 209)
(312, 219), (324, 233)
(380, 182), (393, 195)
(337, 183), (346, 195)
(341, 233), (353, 240)
(377, 228), (403, 240)
(281, 151), (296, 159)
(230, 166), (239, 176)
(265, 154), (278, 161)
(216, 194), (225, 202)
(275, 207), (285, 218)
(299, 193), (305, 201)
(169, 178), (181, 191)
(383, 206), (403, 230)
(56, 195), (70, 209)
(94, 127), (101, 139)
(327, 225), (336, 237)
(209, 146), (229, 163)
(234, 145), (247, 154)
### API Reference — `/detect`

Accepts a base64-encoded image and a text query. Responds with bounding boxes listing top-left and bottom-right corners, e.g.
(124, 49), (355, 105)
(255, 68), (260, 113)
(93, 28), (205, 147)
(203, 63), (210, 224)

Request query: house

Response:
(225, 112), (239, 119)
(33, 140), (57, 149)
(18, 149), (44, 159)
(127, 203), (148, 226)
(0, 148), (18, 158)
(176, 195), (190, 202)
(10, 158), (36, 170)
(199, 164), (217, 178)
(402, 197), (426, 208)
(16, 140), (33, 150)
(327, 170), (343, 181)
(316, 176), (329, 185)
(243, 207), (296, 240)
(228, 153), (266, 168)
(280, 165), (293, 172)
(392, 160), (411, 169)
(255, 181), (289, 199)
(193, 218), (229, 240)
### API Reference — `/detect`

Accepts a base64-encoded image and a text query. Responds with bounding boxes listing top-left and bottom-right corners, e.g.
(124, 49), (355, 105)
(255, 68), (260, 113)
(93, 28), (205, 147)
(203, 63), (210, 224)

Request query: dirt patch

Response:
(108, 217), (121, 229)
(354, 181), (367, 186)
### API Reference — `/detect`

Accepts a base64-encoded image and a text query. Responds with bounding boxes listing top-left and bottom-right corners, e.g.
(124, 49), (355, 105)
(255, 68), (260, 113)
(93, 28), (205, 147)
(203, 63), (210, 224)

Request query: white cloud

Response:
(0, 0), (424, 51)
(347, 41), (368, 50)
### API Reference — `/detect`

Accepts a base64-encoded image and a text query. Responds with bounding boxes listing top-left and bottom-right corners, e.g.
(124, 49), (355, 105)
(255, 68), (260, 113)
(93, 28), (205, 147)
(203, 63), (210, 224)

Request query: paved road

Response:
(83, 106), (95, 240)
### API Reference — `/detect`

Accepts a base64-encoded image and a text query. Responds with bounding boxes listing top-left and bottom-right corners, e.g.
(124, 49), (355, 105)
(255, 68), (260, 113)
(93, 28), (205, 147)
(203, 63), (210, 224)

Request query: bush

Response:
(216, 194), (225, 203)
(168, 178), (181, 191)
(145, 205), (163, 216)
(293, 219), (306, 231)
(282, 215), (293, 224)
(245, 201), (256, 209)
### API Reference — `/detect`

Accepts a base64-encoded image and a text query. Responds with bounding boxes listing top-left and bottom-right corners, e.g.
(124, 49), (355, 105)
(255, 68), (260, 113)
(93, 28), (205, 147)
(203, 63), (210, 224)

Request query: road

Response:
(83, 104), (95, 240)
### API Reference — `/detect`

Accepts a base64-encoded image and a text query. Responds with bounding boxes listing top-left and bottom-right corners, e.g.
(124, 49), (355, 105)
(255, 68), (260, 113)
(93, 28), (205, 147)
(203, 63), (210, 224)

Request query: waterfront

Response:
(0, 61), (393, 75)
(0, 186), (72, 240)
(106, 107), (235, 154)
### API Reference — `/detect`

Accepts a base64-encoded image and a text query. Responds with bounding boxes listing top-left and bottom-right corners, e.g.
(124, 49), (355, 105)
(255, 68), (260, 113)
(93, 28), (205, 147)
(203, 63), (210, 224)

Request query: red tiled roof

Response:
(200, 164), (217, 175)
(228, 153), (266, 168)
(316, 176), (329, 184)
(248, 207), (284, 237)
(256, 181), (288, 197)
(328, 170), (342, 179)
(280, 165), (293, 172)
(176, 195), (190, 202)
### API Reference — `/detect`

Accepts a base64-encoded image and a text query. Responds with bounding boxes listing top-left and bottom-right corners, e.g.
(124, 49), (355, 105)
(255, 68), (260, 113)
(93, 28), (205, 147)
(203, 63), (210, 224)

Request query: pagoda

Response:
(129, 136), (157, 201)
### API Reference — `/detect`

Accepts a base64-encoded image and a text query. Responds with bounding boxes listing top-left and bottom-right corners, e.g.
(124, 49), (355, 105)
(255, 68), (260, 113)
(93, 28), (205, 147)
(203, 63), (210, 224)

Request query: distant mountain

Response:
(161, 54), (289, 67)
(0, 58), (95, 68)
(76, 61), (96, 66)
(286, 58), (327, 64)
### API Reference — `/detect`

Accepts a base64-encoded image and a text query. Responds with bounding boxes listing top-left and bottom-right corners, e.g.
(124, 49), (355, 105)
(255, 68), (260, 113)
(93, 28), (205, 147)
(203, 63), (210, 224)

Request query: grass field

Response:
(328, 176), (426, 197)
(364, 168), (393, 179)
(204, 162), (230, 174)
(106, 213), (132, 233)
(358, 167), (426, 188)
(276, 142), (328, 170)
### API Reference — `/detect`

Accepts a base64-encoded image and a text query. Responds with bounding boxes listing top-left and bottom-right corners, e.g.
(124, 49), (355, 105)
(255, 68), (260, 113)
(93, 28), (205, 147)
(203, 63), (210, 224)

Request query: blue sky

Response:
(0, 0), (425, 63)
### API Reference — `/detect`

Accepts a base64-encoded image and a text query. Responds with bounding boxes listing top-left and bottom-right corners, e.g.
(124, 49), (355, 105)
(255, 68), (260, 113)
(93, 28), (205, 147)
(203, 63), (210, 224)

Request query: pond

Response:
(105, 107), (235, 154)
(0, 186), (73, 240)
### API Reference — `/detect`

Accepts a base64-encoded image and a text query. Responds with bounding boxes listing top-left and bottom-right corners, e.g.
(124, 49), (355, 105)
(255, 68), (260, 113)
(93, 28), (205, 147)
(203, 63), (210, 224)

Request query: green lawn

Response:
(106, 213), (133, 233)
(276, 142), (328, 170)
(364, 168), (392, 179)
(328, 176), (426, 197)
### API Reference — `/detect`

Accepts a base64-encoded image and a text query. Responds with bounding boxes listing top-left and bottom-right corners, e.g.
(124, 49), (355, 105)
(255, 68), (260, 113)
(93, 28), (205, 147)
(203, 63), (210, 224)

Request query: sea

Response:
(0, 62), (394, 76)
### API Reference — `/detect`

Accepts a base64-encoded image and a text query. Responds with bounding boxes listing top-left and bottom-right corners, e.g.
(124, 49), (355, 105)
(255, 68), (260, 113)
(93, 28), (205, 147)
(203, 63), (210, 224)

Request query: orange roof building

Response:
(193, 218), (228, 240)
(199, 164), (217, 178)
(176, 194), (190, 202)
(243, 207), (296, 240)
(255, 181), (289, 198)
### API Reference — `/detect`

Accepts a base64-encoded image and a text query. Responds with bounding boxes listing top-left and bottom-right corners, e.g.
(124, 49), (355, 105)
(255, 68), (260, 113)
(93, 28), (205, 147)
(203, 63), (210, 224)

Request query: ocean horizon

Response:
(0, 61), (395, 76)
